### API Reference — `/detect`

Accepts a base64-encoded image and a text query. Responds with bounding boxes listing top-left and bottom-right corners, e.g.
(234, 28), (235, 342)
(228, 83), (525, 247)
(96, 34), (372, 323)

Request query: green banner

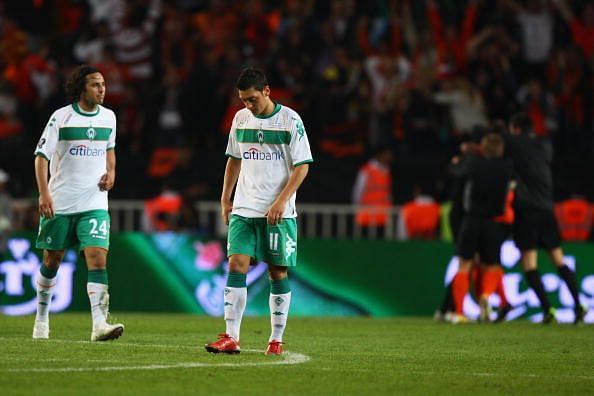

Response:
(1, 233), (593, 323)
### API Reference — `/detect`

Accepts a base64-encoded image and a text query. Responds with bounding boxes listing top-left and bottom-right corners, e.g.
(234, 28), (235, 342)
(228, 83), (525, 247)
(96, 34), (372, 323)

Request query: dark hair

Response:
(64, 65), (100, 103)
(509, 112), (532, 134)
(236, 67), (268, 91)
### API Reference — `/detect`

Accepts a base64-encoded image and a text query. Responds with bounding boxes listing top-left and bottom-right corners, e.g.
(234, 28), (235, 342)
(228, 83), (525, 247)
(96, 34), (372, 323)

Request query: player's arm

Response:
(221, 157), (241, 225)
(98, 149), (116, 191)
(35, 155), (54, 218)
(266, 163), (309, 225)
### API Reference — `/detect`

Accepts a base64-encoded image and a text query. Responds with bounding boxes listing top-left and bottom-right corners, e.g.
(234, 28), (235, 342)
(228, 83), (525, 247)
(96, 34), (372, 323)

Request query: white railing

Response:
(109, 200), (404, 239)
(11, 199), (405, 239)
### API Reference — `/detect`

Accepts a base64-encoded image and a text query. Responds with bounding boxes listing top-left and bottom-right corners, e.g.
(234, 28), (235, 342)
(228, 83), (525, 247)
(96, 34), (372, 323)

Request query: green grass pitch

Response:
(1, 313), (593, 395)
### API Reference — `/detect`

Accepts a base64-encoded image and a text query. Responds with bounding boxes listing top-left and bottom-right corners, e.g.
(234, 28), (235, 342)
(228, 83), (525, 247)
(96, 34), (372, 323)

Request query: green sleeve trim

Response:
(226, 153), (242, 159)
(35, 152), (50, 161)
(294, 159), (313, 167)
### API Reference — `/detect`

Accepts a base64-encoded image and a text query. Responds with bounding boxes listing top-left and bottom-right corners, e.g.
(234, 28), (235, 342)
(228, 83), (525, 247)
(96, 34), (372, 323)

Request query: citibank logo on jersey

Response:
(69, 145), (106, 157)
(243, 147), (285, 161)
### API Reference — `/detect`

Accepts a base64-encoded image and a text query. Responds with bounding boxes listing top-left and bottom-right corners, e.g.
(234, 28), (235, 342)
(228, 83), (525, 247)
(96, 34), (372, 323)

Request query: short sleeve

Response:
(288, 114), (313, 167)
(107, 110), (116, 150)
(34, 111), (59, 160)
(225, 113), (241, 159)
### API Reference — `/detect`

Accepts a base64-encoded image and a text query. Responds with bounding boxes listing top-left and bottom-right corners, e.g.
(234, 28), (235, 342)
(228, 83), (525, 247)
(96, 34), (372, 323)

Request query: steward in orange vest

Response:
(555, 197), (593, 241)
(352, 147), (394, 228)
(400, 190), (440, 239)
(144, 190), (182, 231)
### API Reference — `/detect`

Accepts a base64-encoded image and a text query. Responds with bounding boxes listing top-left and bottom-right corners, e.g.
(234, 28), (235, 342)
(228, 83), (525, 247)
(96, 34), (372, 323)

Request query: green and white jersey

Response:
(34, 102), (116, 214)
(226, 103), (313, 218)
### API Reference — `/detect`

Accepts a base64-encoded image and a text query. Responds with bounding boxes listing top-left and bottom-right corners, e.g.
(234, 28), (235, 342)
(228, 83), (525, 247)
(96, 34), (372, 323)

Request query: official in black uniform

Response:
(505, 113), (586, 324)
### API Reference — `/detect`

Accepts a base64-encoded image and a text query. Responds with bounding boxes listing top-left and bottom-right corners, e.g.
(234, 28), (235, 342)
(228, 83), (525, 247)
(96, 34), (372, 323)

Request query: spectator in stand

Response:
(553, 0), (594, 63)
(425, 0), (478, 75)
(433, 76), (489, 135)
(502, 0), (555, 82)
(546, 47), (589, 154)
(515, 78), (556, 137)
(108, 0), (162, 82)
(352, 146), (394, 238)
(73, 21), (110, 65)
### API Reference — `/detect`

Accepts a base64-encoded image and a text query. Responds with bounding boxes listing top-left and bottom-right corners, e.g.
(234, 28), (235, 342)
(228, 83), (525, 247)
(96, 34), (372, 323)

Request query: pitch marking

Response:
(0, 338), (310, 372)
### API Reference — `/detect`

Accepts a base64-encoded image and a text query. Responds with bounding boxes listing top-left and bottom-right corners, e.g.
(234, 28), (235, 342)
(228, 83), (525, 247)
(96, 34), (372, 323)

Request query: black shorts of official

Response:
(513, 205), (561, 251)
(456, 215), (507, 264)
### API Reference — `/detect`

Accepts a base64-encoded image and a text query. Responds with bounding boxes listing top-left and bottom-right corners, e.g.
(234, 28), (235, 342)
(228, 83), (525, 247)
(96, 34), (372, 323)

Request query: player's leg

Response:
(451, 258), (472, 323)
(542, 209), (586, 323)
(204, 253), (249, 354)
(77, 210), (123, 341)
(548, 247), (586, 324)
(266, 264), (290, 355)
(226, 254), (250, 340)
(435, 284), (455, 322)
(83, 246), (124, 341)
(480, 221), (508, 323)
(33, 250), (64, 339)
(515, 207), (554, 323)
(33, 214), (72, 339)
(450, 216), (478, 323)
(206, 215), (253, 354)
(521, 250), (555, 323)
(263, 218), (297, 354)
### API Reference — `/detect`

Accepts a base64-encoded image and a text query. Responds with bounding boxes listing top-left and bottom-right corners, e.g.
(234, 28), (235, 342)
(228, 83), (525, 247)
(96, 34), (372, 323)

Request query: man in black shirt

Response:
(449, 133), (514, 323)
(505, 113), (586, 324)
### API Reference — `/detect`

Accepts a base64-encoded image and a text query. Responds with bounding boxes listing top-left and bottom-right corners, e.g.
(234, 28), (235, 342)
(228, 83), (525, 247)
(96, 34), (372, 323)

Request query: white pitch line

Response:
(0, 348), (310, 373)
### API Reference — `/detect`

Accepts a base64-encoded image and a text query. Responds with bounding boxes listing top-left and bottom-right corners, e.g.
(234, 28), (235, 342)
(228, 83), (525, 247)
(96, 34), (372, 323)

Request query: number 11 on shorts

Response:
(269, 232), (279, 251)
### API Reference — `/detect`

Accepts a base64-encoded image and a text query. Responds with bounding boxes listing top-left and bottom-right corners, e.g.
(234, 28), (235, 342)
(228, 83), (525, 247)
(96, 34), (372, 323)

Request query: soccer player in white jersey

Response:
(32, 65), (124, 341)
(205, 68), (313, 356)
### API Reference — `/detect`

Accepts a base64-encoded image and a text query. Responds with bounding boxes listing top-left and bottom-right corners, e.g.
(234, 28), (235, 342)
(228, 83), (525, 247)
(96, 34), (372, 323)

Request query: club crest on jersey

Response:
(257, 130), (264, 145)
(86, 127), (96, 140)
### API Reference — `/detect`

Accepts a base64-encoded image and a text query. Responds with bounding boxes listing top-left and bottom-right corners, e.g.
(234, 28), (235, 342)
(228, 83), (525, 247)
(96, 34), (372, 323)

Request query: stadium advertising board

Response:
(1, 233), (593, 323)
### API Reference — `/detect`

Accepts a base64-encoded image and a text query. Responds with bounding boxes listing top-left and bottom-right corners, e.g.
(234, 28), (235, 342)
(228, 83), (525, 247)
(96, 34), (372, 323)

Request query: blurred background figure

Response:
(399, 184), (440, 240)
(0, 169), (11, 257)
(352, 146), (394, 238)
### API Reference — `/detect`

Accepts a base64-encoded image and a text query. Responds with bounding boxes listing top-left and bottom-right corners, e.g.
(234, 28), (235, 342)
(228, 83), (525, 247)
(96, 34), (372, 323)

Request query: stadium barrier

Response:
(11, 199), (405, 239)
(1, 233), (592, 323)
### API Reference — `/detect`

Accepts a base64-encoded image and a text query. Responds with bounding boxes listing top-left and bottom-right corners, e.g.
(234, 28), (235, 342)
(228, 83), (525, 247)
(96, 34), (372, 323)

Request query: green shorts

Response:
(227, 215), (298, 266)
(36, 209), (111, 252)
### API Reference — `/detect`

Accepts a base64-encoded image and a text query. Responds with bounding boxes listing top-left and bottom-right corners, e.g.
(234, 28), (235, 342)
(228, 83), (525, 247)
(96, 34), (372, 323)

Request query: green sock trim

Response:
(88, 269), (108, 285)
(270, 277), (290, 294)
(40, 264), (58, 279)
(227, 272), (247, 288)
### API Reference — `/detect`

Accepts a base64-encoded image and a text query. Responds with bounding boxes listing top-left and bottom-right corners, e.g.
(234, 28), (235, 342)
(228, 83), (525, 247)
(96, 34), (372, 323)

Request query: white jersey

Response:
(226, 103), (313, 218)
(34, 102), (116, 214)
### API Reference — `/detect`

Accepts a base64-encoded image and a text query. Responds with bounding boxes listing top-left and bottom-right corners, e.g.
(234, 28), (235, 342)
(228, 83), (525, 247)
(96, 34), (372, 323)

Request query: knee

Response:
(268, 265), (288, 281)
(43, 250), (64, 270)
(84, 248), (108, 270)
(228, 254), (250, 274)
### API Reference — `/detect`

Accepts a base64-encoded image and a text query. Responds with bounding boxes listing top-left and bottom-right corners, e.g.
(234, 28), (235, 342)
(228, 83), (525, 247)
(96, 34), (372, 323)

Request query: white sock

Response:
(224, 286), (247, 341)
(87, 282), (109, 328)
(35, 272), (56, 322)
(269, 292), (291, 342)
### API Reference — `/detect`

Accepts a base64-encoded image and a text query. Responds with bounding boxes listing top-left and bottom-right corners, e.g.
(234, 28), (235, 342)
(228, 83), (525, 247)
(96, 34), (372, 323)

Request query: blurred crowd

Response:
(2, 0), (594, 230)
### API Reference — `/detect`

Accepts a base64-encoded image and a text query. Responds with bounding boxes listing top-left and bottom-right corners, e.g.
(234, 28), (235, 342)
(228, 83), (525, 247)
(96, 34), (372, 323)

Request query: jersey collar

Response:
(72, 102), (100, 117)
(254, 103), (281, 119)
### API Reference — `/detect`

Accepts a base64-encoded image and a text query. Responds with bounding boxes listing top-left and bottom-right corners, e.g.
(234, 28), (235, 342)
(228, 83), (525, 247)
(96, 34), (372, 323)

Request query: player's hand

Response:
(98, 172), (115, 191)
(39, 193), (55, 219)
(221, 199), (233, 225)
(265, 201), (285, 225)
